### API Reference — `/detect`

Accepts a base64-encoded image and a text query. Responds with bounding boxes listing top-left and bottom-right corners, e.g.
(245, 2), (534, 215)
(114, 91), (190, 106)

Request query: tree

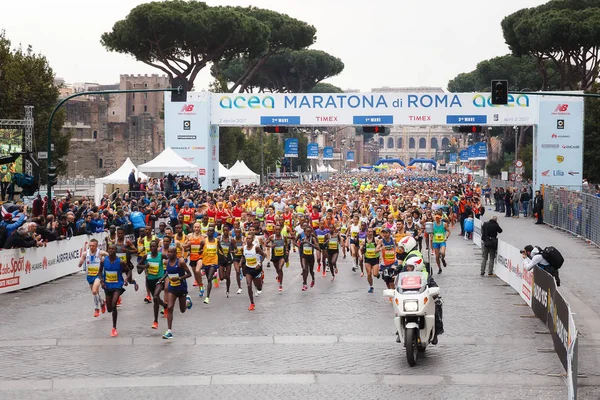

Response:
(101, 1), (271, 90)
(218, 127), (246, 168)
(212, 7), (316, 93)
(0, 31), (68, 178)
(216, 49), (344, 93)
(502, 0), (600, 90)
(310, 82), (343, 93)
(584, 84), (600, 182)
(447, 54), (561, 92)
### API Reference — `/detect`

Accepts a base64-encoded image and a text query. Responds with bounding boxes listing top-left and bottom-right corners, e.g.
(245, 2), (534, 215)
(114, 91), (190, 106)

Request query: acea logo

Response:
(472, 94), (530, 108)
(219, 95), (275, 109)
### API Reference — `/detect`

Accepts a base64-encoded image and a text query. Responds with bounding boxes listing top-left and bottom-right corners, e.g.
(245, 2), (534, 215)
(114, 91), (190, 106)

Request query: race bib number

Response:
(117, 253), (127, 262)
(311, 220), (318, 227)
(434, 233), (445, 242)
(206, 244), (217, 256)
(168, 273), (180, 286)
(105, 271), (118, 283)
(365, 249), (377, 259)
(148, 262), (159, 275)
(351, 231), (358, 238)
(317, 235), (325, 244)
(222, 247), (229, 256)
(303, 247), (313, 255)
(375, 227), (382, 235)
(274, 247), (284, 257)
(266, 223), (274, 232)
(328, 241), (338, 250)
(384, 252), (395, 262)
(246, 256), (257, 267)
(191, 244), (201, 253)
(184, 215), (191, 223)
(87, 266), (99, 277)
(208, 217), (215, 224)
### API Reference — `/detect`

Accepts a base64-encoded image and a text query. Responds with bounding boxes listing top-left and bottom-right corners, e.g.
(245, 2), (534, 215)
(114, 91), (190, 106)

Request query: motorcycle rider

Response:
(522, 245), (560, 286)
(396, 238), (443, 344)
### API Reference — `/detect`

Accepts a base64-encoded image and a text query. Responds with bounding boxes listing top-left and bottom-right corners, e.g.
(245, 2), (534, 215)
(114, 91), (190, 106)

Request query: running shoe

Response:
(152, 321), (158, 329)
(117, 297), (122, 307)
(310, 280), (315, 288)
(236, 288), (243, 294)
(442, 259), (447, 268)
(213, 278), (219, 288)
(111, 328), (118, 337)
(226, 292), (229, 298)
(343, 254), (346, 259)
(360, 272), (364, 277)
(187, 295), (193, 309)
(256, 290), (262, 296)
(302, 285), (308, 291)
(101, 301), (106, 314)
(438, 269), (442, 275)
(285, 261), (289, 268)
(144, 295), (152, 304)
(162, 330), (173, 340)
(160, 308), (165, 315)
(317, 264), (321, 273)
(199, 286), (205, 297)
(193, 280), (198, 287)
(322, 270), (326, 277)
(164, 308), (169, 319)
(335, 267), (339, 274)
(248, 303), (255, 311)
(203, 297), (210, 305)
(368, 287), (374, 293)
(278, 285), (283, 292)
(331, 276), (335, 282)
(326, 266), (330, 273)
(352, 266), (357, 272)
(94, 309), (100, 318)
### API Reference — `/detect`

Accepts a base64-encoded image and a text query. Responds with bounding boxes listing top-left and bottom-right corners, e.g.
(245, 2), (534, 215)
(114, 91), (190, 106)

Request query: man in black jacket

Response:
(4, 226), (40, 249)
(533, 190), (544, 225)
(481, 216), (502, 276)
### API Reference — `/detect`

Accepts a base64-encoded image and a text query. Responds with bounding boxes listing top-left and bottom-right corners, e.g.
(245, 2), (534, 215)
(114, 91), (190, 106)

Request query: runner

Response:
(162, 247), (193, 339)
(240, 232), (266, 310)
(363, 228), (379, 293)
(187, 222), (205, 296)
(218, 225), (233, 297)
(98, 244), (138, 337)
(325, 225), (340, 281)
(136, 240), (167, 329)
(299, 226), (319, 291)
(314, 220), (329, 275)
(431, 209), (450, 274)
(198, 226), (222, 304)
(77, 238), (107, 317)
(266, 224), (287, 292)
(231, 227), (245, 294)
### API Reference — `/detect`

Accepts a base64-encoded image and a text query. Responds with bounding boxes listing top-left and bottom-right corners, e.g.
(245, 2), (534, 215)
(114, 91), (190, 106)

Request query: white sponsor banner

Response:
(164, 92), (219, 190)
(472, 218), (482, 248)
(494, 240), (533, 306)
(535, 94), (584, 190)
(210, 92), (539, 126)
(0, 233), (107, 294)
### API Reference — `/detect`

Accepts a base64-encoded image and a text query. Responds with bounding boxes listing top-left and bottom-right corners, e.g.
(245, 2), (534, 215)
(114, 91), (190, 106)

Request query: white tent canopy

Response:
(138, 147), (198, 174)
(227, 160), (259, 185)
(94, 158), (148, 204)
(317, 164), (338, 173)
(219, 162), (231, 178)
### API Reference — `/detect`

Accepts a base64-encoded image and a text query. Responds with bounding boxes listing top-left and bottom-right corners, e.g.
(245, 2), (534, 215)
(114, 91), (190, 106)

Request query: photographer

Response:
(522, 244), (560, 286)
(481, 216), (502, 276)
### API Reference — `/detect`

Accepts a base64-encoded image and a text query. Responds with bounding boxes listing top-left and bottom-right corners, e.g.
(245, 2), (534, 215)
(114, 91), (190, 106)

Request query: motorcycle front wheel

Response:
(405, 328), (418, 366)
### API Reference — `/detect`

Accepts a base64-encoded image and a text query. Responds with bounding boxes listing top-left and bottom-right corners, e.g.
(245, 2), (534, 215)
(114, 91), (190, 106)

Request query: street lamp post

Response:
(73, 159), (78, 197)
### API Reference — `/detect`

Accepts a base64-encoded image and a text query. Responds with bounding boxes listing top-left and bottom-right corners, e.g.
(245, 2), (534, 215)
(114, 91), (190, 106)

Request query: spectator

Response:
(511, 187), (521, 218)
(533, 190), (544, 225)
(481, 216), (502, 276)
(0, 209), (26, 238)
(128, 168), (136, 193)
(4, 226), (40, 249)
(523, 244), (560, 286)
(520, 188), (530, 218)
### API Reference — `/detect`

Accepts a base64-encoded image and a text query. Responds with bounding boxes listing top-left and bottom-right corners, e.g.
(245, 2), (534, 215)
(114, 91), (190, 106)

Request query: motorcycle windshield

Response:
(396, 272), (427, 293)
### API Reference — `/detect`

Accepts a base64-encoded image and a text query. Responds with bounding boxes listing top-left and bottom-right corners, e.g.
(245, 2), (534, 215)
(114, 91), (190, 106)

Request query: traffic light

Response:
(263, 126), (289, 133)
(171, 77), (188, 102)
(491, 79), (508, 105)
(47, 165), (58, 187)
(362, 126), (386, 134)
(458, 126), (483, 133)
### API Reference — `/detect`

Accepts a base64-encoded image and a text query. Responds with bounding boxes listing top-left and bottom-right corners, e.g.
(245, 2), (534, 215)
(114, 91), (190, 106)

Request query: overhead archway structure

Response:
(408, 158), (437, 168)
(164, 91), (584, 191)
(374, 158), (406, 167)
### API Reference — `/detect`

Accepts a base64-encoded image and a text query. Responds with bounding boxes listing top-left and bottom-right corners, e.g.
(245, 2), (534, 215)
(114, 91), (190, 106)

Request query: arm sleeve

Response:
(524, 254), (544, 271)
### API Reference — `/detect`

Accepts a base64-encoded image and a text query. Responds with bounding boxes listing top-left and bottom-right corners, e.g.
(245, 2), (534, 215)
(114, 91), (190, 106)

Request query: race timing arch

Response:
(164, 91), (584, 191)
(408, 158), (437, 168)
(374, 158), (406, 167)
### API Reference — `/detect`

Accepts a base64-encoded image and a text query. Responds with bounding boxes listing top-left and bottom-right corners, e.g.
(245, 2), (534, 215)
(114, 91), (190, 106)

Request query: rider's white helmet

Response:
(398, 236), (417, 253)
(405, 256), (425, 272)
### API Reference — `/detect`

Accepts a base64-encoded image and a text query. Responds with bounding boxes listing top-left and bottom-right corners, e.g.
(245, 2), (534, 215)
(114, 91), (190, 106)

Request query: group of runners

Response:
(79, 172), (473, 339)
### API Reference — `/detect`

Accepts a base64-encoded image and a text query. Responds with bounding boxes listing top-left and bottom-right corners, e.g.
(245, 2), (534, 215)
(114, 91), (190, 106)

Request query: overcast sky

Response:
(1, 0), (547, 92)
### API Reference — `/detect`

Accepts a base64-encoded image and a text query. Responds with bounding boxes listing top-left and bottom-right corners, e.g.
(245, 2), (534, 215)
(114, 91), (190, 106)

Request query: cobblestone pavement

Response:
(1, 225), (591, 400)
(482, 208), (600, 391)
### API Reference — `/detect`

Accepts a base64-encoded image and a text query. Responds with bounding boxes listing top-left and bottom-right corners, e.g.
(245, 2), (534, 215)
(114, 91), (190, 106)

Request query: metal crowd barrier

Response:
(543, 186), (600, 248)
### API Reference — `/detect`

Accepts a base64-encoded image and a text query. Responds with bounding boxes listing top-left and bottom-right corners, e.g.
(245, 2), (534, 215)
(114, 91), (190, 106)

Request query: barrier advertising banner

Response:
(531, 265), (555, 324)
(346, 151), (355, 162)
(210, 92), (539, 126)
(472, 217), (482, 248)
(307, 143), (319, 159)
(323, 146), (334, 160)
(0, 233), (107, 294)
(284, 138), (299, 158)
(494, 240), (533, 306)
(459, 149), (469, 162)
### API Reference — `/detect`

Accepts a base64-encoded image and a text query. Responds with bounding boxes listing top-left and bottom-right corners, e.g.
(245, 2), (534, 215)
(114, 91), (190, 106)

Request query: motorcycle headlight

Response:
(403, 300), (419, 312)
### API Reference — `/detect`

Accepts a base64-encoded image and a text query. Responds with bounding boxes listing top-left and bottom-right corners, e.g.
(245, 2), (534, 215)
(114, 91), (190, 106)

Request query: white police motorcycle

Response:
(383, 270), (440, 366)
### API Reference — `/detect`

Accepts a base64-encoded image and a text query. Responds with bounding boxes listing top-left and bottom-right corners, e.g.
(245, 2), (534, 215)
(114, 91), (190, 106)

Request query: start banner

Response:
(0, 233), (107, 294)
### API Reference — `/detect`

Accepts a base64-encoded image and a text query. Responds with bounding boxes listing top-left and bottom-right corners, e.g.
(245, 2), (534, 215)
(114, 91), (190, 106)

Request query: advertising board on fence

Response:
(0, 233), (107, 294)
(473, 218), (482, 248)
(494, 240), (533, 306)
